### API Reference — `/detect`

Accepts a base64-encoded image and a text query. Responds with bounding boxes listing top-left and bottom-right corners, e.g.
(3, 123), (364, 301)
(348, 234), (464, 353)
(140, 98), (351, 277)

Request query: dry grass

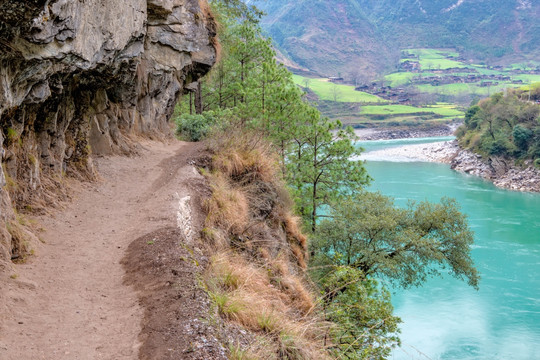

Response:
(202, 128), (307, 266)
(206, 253), (329, 360)
(204, 173), (249, 236)
(283, 213), (308, 268)
(6, 220), (31, 261)
(200, 128), (329, 358)
(209, 129), (279, 184)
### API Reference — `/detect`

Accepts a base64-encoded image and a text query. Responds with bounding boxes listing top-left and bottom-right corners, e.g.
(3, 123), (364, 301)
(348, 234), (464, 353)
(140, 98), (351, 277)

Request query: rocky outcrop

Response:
(451, 150), (540, 192)
(0, 0), (216, 266)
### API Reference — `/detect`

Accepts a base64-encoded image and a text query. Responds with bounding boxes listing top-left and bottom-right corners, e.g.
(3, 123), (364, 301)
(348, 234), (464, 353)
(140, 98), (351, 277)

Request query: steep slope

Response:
(255, 0), (540, 77)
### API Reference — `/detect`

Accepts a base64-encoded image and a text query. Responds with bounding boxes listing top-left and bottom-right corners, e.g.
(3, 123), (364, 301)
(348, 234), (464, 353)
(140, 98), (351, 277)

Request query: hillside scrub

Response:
(456, 86), (540, 160)
(199, 127), (330, 359)
(256, 0), (540, 78)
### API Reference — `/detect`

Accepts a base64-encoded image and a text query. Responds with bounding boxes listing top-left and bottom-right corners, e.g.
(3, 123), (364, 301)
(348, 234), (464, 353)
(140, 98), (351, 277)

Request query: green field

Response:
(402, 48), (466, 70)
(514, 74), (540, 83)
(417, 83), (510, 96)
(292, 75), (387, 103)
(292, 48), (537, 128)
(393, 49), (540, 98)
(361, 104), (463, 117)
(384, 72), (419, 87)
(505, 61), (540, 71)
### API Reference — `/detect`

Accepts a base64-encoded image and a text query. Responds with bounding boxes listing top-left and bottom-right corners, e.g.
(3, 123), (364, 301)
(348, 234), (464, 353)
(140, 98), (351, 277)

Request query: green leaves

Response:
(287, 115), (371, 231)
(321, 267), (401, 359)
(458, 88), (540, 159)
(314, 192), (479, 289)
(311, 193), (478, 358)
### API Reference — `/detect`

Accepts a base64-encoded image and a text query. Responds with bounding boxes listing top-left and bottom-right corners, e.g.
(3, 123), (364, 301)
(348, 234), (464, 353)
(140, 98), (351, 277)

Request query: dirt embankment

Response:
(0, 140), (226, 359)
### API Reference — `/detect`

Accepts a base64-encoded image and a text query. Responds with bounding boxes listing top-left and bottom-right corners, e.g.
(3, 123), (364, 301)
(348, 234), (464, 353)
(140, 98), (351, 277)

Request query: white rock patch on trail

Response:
(176, 194), (193, 243)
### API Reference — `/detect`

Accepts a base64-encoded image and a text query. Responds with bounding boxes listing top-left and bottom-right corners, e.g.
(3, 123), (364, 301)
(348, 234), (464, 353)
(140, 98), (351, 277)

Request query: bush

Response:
(484, 137), (512, 156)
(512, 124), (532, 151)
(174, 112), (216, 141)
(464, 105), (481, 129)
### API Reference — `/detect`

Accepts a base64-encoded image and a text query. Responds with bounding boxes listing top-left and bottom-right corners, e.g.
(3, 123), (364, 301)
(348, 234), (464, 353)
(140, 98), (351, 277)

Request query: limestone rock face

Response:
(0, 0), (216, 263)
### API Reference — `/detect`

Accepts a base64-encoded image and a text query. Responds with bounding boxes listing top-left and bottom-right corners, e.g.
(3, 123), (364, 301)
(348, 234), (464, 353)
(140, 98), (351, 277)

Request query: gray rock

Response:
(451, 149), (540, 192)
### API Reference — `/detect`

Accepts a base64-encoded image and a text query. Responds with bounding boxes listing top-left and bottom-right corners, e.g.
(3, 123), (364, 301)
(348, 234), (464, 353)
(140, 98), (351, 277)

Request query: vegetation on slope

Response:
(175, 1), (480, 358)
(456, 85), (540, 162)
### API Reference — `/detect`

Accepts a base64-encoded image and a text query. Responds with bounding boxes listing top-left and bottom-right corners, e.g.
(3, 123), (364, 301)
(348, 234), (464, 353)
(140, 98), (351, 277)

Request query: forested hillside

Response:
(252, 0), (540, 78)
(457, 85), (540, 161)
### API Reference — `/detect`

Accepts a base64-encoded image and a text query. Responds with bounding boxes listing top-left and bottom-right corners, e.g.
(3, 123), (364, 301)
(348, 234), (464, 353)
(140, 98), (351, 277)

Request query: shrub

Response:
(481, 134), (513, 156)
(513, 124), (533, 151)
(175, 112), (216, 141)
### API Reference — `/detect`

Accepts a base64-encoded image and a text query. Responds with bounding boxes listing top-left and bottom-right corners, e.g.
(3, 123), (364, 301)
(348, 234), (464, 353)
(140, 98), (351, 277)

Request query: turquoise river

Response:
(357, 137), (540, 360)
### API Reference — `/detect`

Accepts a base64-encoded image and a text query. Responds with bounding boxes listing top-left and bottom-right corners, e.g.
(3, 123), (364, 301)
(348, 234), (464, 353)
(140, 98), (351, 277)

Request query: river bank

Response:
(355, 124), (458, 141)
(359, 140), (459, 163)
(359, 135), (540, 193)
(450, 150), (540, 192)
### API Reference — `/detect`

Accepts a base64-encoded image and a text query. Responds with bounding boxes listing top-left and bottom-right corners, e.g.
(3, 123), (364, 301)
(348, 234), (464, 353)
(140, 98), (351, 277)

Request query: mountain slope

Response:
(254, 0), (540, 77)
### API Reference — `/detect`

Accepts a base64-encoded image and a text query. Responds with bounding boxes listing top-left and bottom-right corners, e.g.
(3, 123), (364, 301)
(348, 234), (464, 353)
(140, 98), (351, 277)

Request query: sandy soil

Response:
(0, 140), (211, 360)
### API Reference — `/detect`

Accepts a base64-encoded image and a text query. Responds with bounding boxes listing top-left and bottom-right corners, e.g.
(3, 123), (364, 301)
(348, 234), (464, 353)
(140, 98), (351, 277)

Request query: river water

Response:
(357, 137), (540, 360)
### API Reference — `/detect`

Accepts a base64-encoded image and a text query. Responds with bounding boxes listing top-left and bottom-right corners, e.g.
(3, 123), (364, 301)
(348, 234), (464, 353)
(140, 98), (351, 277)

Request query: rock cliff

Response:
(451, 149), (540, 192)
(0, 0), (216, 268)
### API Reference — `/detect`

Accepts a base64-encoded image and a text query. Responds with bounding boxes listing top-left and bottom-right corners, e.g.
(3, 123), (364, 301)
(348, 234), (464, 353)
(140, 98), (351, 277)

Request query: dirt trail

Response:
(0, 140), (204, 360)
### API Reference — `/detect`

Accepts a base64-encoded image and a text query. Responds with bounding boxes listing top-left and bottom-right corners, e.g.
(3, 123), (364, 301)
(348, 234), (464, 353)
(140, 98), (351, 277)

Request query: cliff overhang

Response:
(0, 0), (217, 266)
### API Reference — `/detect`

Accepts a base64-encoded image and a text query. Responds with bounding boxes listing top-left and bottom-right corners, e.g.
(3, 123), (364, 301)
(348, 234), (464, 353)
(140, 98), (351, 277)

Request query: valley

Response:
(291, 48), (539, 129)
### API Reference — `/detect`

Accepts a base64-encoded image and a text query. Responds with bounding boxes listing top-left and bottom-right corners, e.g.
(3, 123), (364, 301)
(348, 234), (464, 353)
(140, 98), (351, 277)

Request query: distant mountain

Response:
(252, 0), (540, 78)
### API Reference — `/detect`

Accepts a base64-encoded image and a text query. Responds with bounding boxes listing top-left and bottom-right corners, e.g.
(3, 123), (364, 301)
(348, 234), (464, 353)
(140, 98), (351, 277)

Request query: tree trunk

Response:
(195, 81), (203, 115)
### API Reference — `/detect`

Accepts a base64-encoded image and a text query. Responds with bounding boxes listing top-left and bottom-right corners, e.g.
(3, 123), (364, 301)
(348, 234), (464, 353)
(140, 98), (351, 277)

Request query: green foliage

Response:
(6, 127), (18, 142)
(464, 105), (482, 129)
(512, 125), (533, 151)
(287, 116), (370, 232)
(457, 88), (540, 160)
(313, 192), (479, 289)
(185, 4), (480, 359)
(210, 291), (242, 319)
(321, 267), (401, 359)
(175, 112), (217, 141)
(184, 6), (371, 234)
(309, 191), (478, 358)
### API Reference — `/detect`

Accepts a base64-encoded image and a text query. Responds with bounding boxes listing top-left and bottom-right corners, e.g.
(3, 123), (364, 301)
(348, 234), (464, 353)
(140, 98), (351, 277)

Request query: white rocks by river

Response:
(360, 140), (460, 163)
(359, 135), (540, 193)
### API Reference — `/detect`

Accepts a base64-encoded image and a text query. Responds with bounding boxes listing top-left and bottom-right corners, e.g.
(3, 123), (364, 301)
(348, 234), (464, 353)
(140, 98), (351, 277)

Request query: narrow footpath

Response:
(0, 140), (207, 360)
